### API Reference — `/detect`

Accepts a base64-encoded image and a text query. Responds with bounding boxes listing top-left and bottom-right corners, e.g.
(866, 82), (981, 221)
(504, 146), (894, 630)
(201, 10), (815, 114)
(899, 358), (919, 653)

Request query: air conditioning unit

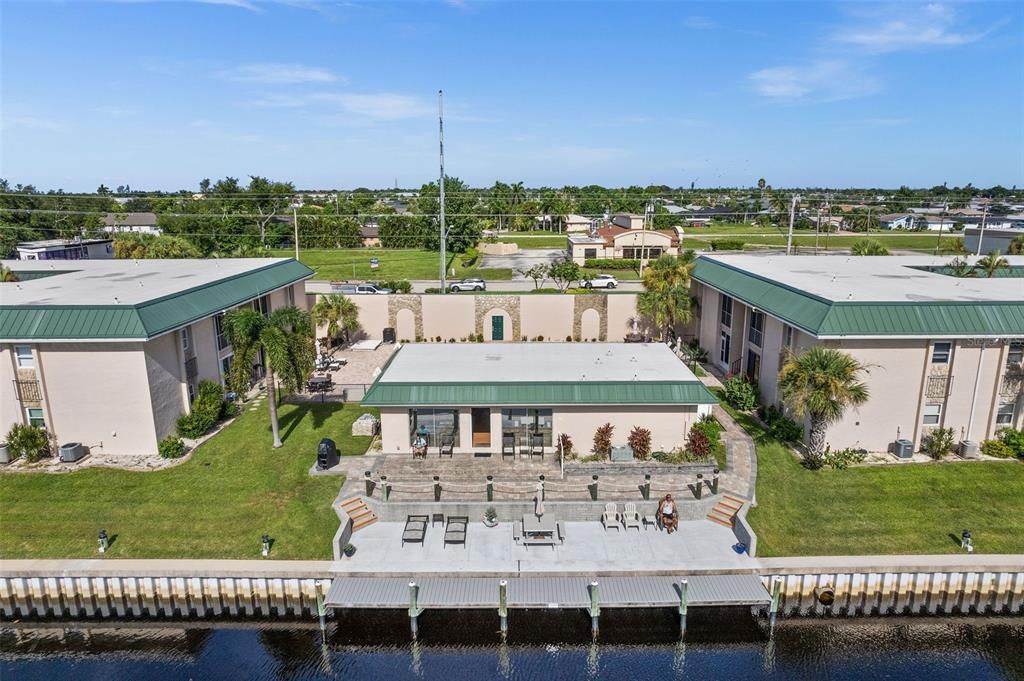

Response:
(891, 439), (913, 460)
(958, 440), (980, 459)
(59, 442), (85, 463)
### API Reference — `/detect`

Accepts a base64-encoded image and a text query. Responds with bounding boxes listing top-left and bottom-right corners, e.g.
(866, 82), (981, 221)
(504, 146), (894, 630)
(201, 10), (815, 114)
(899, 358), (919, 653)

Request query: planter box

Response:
(564, 461), (716, 477)
(610, 445), (634, 462)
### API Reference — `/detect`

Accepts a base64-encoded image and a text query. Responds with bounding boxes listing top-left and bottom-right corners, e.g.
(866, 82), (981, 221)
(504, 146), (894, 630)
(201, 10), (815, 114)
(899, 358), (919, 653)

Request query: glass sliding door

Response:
(409, 408), (458, 447)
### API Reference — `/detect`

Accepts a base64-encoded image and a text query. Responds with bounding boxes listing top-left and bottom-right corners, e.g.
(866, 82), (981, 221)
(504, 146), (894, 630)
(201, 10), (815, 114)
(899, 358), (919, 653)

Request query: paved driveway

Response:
(479, 249), (566, 278)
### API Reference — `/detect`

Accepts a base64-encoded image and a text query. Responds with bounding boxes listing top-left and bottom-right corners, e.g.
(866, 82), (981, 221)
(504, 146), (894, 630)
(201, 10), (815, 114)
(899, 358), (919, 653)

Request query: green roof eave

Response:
(692, 257), (1024, 338)
(361, 381), (719, 407)
(0, 259), (313, 341)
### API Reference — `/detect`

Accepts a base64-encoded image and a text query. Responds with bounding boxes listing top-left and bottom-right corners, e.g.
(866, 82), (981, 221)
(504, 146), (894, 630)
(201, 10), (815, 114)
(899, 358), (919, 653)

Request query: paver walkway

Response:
(697, 366), (757, 504)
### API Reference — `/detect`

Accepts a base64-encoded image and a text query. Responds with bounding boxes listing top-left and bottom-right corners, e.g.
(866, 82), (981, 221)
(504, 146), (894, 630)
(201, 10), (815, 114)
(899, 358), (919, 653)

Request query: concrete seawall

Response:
(1, 556), (1021, 620)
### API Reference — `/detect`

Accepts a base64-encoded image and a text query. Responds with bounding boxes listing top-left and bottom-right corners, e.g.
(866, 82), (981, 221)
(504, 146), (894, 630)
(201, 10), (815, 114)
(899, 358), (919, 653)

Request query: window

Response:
(922, 403), (942, 426)
(622, 247), (635, 259)
(1008, 340), (1024, 366)
(409, 409), (458, 447)
(746, 349), (761, 380)
(720, 296), (733, 328)
(783, 324), (794, 349)
(996, 402), (1016, 426)
(14, 345), (34, 369)
(25, 408), (45, 428)
(584, 248), (597, 260)
(501, 408), (554, 446)
(254, 296), (270, 317)
(221, 355), (232, 378)
(719, 330), (731, 365)
(931, 341), (952, 364)
(181, 326), (191, 353)
(285, 286), (295, 307)
(749, 311), (765, 348)
(214, 314), (230, 351)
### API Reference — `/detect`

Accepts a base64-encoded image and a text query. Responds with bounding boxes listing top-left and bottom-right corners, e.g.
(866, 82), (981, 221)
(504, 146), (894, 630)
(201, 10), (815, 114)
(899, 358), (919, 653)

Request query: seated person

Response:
(658, 494), (678, 534)
(412, 434), (427, 458)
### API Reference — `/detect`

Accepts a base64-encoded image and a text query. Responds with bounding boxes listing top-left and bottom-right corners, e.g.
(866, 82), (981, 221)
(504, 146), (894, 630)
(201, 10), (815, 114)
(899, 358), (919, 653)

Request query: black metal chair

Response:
(439, 434), (454, 458)
(530, 433), (544, 460)
(501, 432), (516, 460)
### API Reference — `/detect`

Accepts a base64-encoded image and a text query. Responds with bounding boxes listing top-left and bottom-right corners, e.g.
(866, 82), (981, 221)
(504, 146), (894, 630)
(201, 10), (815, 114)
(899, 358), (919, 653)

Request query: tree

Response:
(414, 176), (482, 253)
(945, 256), (976, 278)
(850, 238), (889, 256)
(547, 257), (581, 292)
(637, 254), (693, 341)
(113, 233), (201, 259)
(1009, 235), (1024, 255)
(0, 264), (19, 282)
(312, 294), (360, 345)
(777, 347), (870, 457)
(223, 306), (315, 448)
(518, 263), (549, 289)
(976, 250), (1009, 278)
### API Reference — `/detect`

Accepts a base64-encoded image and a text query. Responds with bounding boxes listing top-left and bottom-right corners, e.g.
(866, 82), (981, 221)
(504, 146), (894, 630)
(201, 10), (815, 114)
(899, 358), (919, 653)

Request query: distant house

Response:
(16, 238), (113, 261)
(877, 214), (916, 230)
(681, 206), (733, 228)
(563, 214), (594, 233)
(567, 214), (681, 264)
(360, 223), (381, 248)
(103, 212), (161, 235)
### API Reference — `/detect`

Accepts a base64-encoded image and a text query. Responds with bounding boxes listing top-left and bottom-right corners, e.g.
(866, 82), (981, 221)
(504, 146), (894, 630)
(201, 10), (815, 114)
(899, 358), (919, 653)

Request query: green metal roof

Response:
(361, 381), (718, 406)
(0, 259), (313, 341)
(692, 258), (1024, 338)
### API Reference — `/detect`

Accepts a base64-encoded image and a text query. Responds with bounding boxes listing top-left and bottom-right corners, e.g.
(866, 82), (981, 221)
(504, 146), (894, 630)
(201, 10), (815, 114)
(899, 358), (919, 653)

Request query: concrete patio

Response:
(337, 519), (751, 576)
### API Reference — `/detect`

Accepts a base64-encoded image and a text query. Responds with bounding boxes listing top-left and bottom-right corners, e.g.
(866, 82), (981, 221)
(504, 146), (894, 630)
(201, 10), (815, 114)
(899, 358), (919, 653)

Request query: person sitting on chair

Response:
(412, 430), (428, 459)
(658, 494), (678, 534)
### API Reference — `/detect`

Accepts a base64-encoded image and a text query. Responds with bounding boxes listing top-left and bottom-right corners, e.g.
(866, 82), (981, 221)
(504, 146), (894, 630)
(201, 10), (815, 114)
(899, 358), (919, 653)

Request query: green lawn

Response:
(495, 235), (568, 248)
(0, 402), (377, 560)
(688, 232), (962, 253)
(274, 248), (513, 281)
(717, 400), (1024, 556)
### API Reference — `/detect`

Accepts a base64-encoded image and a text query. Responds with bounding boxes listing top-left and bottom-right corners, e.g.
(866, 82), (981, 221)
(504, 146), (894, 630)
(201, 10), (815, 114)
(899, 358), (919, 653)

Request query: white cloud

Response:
(833, 3), (991, 54)
(314, 93), (433, 121)
(218, 62), (339, 84)
(683, 16), (717, 30)
(749, 60), (879, 101)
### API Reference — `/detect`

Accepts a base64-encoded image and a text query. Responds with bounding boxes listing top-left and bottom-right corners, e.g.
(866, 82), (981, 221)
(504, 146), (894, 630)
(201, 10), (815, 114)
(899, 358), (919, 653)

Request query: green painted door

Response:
(491, 315), (504, 341)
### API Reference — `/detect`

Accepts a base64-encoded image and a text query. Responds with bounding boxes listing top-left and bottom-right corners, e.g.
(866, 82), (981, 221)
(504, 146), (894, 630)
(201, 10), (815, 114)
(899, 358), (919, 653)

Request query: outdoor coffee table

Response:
(521, 514), (557, 547)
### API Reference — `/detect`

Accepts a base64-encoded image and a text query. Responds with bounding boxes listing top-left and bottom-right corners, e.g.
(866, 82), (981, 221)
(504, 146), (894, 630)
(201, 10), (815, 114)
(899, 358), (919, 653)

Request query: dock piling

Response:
(642, 474), (651, 501)
(364, 471), (374, 497)
(381, 475), (390, 502)
(589, 581), (600, 639)
(486, 476), (494, 502)
(694, 474), (703, 500)
(315, 582), (327, 644)
(408, 581), (421, 638)
(710, 468), (720, 495)
(769, 576), (783, 629)
(678, 578), (689, 638)
(432, 476), (441, 502)
(498, 579), (508, 637)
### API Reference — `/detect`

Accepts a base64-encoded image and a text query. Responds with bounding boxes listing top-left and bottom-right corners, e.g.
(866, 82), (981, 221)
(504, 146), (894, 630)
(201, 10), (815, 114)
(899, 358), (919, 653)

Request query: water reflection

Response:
(1, 616), (1022, 681)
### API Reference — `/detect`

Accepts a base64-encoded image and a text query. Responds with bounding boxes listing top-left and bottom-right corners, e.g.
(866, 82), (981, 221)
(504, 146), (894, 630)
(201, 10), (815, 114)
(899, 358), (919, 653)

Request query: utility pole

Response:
(293, 207), (299, 261)
(639, 201), (653, 276)
(934, 202), (947, 255)
(785, 195), (799, 255)
(974, 206), (989, 257)
(438, 90), (447, 293)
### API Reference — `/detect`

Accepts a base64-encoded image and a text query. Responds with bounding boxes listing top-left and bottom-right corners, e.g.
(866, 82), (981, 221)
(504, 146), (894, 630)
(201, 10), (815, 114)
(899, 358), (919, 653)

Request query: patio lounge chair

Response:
(529, 433), (544, 460)
(402, 515), (428, 547)
(444, 516), (468, 549)
(556, 521), (565, 544)
(502, 432), (516, 460)
(602, 503), (622, 531)
(438, 434), (454, 458)
(622, 502), (641, 531)
(513, 521), (522, 543)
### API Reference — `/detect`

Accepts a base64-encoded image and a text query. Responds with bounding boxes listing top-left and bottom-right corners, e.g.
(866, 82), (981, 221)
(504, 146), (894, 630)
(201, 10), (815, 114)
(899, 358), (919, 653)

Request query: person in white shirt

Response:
(658, 494), (678, 534)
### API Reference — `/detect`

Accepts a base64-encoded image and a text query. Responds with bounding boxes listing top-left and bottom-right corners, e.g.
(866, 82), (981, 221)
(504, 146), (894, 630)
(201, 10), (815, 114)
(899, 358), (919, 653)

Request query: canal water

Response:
(2, 611), (1022, 680)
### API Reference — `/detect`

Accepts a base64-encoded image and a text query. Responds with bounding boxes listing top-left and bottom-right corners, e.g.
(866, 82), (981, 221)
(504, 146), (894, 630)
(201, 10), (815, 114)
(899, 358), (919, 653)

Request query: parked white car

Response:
(581, 274), (618, 289)
(449, 278), (487, 292)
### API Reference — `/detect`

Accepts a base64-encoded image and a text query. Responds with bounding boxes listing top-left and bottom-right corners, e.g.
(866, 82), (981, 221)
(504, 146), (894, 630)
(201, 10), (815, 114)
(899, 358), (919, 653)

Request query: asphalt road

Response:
(305, 279), (645, 294)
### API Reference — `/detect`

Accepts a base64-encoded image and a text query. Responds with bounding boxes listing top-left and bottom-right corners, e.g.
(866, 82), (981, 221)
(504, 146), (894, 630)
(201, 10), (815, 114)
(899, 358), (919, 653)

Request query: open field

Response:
(0, 403), (377, 560)
(716, 400), (1024, 556)
(273, 248), (513, 281)
(686, 231), (963, 253)
(494, 235), (568, 248)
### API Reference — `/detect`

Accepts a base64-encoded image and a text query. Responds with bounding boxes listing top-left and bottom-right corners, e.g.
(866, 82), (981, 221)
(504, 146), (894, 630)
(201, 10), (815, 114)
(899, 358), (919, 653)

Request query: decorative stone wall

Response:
(475, 296), (521, 340)
(387, 295), (423, 340)
(572, 294), (608, 341)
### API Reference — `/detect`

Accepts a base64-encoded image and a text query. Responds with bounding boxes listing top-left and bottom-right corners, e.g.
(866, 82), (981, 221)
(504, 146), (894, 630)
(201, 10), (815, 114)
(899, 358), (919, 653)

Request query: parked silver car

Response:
(449, 278), (487, 292)
(330, 283), (392, 294)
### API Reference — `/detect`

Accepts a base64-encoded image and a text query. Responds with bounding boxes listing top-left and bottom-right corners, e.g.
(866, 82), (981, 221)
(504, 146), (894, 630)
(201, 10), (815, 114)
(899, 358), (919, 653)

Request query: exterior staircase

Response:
(339, 497), (378, 531)
(706, 494), (745, 527)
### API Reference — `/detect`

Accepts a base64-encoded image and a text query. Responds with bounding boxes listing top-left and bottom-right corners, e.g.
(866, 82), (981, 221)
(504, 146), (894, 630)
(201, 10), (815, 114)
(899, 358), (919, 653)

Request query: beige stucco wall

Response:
(607, 294), (639, 341)
(0, 346), (22, 436)
(38, 342), (159, 456)
(347, 296), (389, 340)
(145, 333), (186, 442)
(422, 295), (474, 340)
(188, 318), (223, 385)
(520, 296), (573, 340)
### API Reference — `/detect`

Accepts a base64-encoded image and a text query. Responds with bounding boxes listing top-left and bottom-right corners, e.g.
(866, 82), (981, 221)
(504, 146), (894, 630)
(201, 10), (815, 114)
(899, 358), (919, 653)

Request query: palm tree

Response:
(976, 250), (1009, 278)
(311, 294), (360, 346)
(223, 306), (315, 448)
(1009, 235), (1024, 255)
(778, 347), (869, 457)
(637, 254), (694, 341)
(945, 256), (976, 278)
(0, 264), (19, 283)
(849, 238), (889, 256)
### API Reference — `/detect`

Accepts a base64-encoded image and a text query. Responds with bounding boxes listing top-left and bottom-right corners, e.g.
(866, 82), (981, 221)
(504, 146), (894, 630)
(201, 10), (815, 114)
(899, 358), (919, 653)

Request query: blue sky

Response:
(2, 1), (1022, 191)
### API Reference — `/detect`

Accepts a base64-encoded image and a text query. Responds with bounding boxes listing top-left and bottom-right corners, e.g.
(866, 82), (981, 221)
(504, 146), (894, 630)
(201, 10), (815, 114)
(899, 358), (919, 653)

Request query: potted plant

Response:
(483, 506), (498, 527)
(342, 543), (356, 557)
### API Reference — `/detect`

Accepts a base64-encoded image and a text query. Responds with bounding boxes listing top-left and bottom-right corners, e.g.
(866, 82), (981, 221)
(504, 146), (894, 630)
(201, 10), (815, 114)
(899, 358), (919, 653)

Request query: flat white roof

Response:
(1, 258), (296, 306)
(380, 343), (699, 383)
(701, 254), (1024, 303)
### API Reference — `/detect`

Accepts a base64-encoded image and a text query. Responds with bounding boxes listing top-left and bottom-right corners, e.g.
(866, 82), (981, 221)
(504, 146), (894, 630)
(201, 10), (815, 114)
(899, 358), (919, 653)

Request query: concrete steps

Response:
(706, 494), (744, 527)
(339, 497), (378, 531)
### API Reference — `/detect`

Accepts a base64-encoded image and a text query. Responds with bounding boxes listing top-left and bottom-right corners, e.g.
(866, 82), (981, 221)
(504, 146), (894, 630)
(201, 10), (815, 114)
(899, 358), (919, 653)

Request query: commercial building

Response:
(15, 238), (113, 261)
(361, 343), (716, 456)
(567, 213), (682, 264)
(689, 254), (1023, 453)
(1, 258), (312, 456)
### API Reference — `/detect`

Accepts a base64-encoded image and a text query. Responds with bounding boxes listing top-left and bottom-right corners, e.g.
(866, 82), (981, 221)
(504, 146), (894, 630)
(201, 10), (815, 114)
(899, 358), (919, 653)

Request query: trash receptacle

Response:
(317, 438), (340, 470)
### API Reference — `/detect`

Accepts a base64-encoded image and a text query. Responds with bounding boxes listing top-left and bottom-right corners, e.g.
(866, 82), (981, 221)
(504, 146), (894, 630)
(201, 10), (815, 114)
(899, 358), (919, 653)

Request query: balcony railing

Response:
(925, 375), (950, 399)
(12, 379), (41, 402)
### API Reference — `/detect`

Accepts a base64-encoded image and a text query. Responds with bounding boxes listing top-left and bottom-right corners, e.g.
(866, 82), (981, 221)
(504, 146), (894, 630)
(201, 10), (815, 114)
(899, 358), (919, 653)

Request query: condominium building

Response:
(689, 254), (1023, 453)
(1, 258), (312, 456)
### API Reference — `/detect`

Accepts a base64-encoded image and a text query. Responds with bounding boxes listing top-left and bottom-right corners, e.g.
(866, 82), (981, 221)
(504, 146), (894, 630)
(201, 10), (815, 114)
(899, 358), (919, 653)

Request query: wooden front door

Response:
(471, 408), (491, 447)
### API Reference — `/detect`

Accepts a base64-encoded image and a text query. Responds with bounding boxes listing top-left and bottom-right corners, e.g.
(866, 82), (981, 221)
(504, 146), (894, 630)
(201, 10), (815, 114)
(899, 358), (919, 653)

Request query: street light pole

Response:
(785, 195), (799, 255)
(975, 206), (989, 257)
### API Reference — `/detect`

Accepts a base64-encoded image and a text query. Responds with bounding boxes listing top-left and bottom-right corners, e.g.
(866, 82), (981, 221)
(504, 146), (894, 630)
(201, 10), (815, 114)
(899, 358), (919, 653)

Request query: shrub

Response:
(722, 375), (759, 411)
(566, 335), (573, 342)
(377, 279), (412, 293)
(801, 451), (825, 470)
(759, 405), (804, 442)
(710, 239), (745, 251)
(981, 439), (1014, 459)
(582, 258), (640, 270)
(424, 287), (442, 294)
(535, 335), (544, 341)
(997, 428), (1024, 458)
(686, 429), (713, 460)
(593, 423), (614, 458)
(691, 414), (722, 443)
(823, 446), (866, 470)
(6, 423), (50, 463)
(475, 333), (484, 343)
(559, 433), (575, 459)
(177, 380), (226, 439)
(158, 436), (186, 459)
(920, 427), (955, 460)
(627, 426), (652, 460)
